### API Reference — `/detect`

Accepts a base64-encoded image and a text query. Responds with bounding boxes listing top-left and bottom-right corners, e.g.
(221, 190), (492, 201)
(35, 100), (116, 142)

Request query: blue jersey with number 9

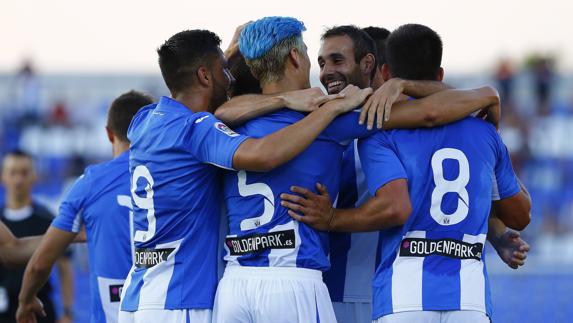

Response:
(120, 96), (249, 312)
(358, 117), (521, 320)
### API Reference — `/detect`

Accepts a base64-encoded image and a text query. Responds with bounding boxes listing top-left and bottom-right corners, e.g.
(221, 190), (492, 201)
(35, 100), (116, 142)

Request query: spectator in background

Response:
(0, 151), (73, 323)
(495, 58), (515, 109)
(533, 57), (553, 115)
(13, 61), (41, 126)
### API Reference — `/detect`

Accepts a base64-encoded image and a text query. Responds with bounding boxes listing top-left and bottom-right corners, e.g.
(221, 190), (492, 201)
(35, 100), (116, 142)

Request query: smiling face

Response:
(318, 35), (367, 94)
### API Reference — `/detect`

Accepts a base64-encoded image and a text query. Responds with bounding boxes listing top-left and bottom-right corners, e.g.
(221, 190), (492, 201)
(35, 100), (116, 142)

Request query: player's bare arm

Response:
(360, 78), (453, 128)
(281, 180), (411, 232)
(382, 86), (501, 130)
(17, 227), (77, 323)
(492, 178), (531, 230)
(214, 87), (343, 127)
(0, 221), (42, 269)
(488, 214), (530, 269)
(232, 85), (371, 172)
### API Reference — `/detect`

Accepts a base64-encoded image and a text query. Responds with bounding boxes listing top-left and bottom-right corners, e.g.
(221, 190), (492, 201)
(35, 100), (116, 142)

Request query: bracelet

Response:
(327, 206), (336, 231)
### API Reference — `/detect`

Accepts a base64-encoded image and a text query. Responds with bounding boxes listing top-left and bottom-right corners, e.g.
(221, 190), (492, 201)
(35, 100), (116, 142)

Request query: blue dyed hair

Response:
(239, 16), (306, 60)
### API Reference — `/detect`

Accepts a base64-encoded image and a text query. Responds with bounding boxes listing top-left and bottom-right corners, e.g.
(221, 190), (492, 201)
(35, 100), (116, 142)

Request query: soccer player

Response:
(16, 91), (154, 323)
(316, 25), (529, 323)
(119, 29), (368, 323)
(282, 24), (531, 323)
(362, 26), (390, 90)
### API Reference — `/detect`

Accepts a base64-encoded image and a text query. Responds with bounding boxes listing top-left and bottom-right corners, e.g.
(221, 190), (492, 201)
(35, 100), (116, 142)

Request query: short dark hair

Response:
(228, 53), (261, 97)
(321, 25), (377, 79)
(385, 24), (443, 80)
(362, 26), (390, 67)
(107, 91), (154, 142)
(157, 30), (222, 94)
(4, 149), (32, 161)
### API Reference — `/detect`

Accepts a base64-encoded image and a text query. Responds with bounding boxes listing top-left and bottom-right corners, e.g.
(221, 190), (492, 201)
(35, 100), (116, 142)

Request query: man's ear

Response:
(196, 66), (211, 87)
(437, 67), (444, 81)
(288, 48), (301, 69)
(361, 53), (376, 77)
(382, 63), (391, 81)
(105, 126), (114, 144)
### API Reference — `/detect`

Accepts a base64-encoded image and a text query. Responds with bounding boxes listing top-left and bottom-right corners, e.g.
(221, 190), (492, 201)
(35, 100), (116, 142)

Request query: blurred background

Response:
(1, 0), (572, 322)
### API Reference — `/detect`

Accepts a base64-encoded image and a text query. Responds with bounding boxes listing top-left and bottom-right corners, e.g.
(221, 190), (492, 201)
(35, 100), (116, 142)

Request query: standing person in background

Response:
(0, 150), (74, 323)
(16, 91), (154, 323)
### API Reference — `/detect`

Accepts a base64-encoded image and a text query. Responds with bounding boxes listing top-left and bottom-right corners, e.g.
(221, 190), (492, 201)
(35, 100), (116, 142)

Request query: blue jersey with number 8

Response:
(358, 117), (521, 320)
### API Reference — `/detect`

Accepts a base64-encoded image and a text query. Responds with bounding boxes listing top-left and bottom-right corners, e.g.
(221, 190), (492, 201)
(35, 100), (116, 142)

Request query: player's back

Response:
(121, 98), (226, 311)
(359, 117), (520, 318)
(53, 152), (132, 322)
(223, 109), (368, 271)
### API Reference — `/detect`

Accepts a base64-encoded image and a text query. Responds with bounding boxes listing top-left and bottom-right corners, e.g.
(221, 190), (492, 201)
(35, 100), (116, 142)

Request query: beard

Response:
(209, 80), (230, 112)
(322, 69), (365, 94)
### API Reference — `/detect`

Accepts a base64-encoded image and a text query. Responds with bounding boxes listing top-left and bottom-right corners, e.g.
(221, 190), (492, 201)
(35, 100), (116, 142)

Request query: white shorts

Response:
(332, 302), (371, 323)
(118, 309), (212, 323)
(374, 310), (490, 323)
(213, 266), (337, 323)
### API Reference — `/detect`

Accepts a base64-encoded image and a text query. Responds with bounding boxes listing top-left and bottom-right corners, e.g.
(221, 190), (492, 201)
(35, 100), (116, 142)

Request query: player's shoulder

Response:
(127, 103), (157, 141)
(240, 108), (303, 136)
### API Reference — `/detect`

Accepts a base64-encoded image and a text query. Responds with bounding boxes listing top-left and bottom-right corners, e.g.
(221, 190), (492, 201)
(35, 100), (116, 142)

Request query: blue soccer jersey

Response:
(324, 141), (380, 304)
(120, 97), (249, 311)
(358, 117), (521, 319)
(52, 151), (132, 323)
(222, 109), (372, 271)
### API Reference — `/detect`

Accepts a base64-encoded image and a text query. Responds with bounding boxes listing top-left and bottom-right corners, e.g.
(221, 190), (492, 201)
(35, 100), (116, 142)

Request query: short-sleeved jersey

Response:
(324, 141), (380, 303)
(223, 109), (372, 270)
(358, 117), (521, 319)
(120, 97), (249, 312)
(52, 152), (132, 323)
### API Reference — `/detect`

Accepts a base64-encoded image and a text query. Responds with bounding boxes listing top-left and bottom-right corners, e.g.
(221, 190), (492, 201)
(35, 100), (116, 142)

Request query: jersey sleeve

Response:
(492, 134), (521, 200)
(51, 172), (91, 233)
(357, 131), (408, 196)
(185, 113), (250, 169)
(322, 111), (376, 143)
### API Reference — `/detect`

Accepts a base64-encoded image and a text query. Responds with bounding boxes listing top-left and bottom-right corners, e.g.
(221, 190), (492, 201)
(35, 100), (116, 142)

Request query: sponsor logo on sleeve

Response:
(214, 122), (240, 137)
(226, 229), (295, 256)
(399, 237), (483, 260)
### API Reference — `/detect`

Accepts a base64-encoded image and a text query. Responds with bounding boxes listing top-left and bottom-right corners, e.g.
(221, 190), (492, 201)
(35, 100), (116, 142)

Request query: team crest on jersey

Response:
(215, 122), (240, 137)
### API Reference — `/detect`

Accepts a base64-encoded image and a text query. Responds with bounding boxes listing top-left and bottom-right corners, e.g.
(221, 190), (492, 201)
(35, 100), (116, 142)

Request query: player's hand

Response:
(282, 87), (344, 113)
(492, 228), (530, 269)
(16, 297), (46, 323)
(476, 102), (501, 130)
(328, 85), (373, 115)
(224, 21), (252, 60)
(281, 183), (334, 231)
(360, 78), (405, 129)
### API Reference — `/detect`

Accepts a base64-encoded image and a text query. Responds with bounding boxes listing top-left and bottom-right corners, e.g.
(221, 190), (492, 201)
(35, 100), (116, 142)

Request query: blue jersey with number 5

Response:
(120, 97), (249, 312)
(222, 109), (372, 270)
(358, 117), (520, 319)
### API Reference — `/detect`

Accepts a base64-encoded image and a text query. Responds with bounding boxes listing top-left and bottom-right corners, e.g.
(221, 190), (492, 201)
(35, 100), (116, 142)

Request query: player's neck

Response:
(5, 194), (32, 210)
(173, 90), (210, 113)
(262, 78), (307, 95)
(112, 141), (129, 158)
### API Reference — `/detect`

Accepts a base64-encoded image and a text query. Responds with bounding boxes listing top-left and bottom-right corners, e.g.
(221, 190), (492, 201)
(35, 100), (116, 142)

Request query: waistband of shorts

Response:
(223, 265), (323, 281)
